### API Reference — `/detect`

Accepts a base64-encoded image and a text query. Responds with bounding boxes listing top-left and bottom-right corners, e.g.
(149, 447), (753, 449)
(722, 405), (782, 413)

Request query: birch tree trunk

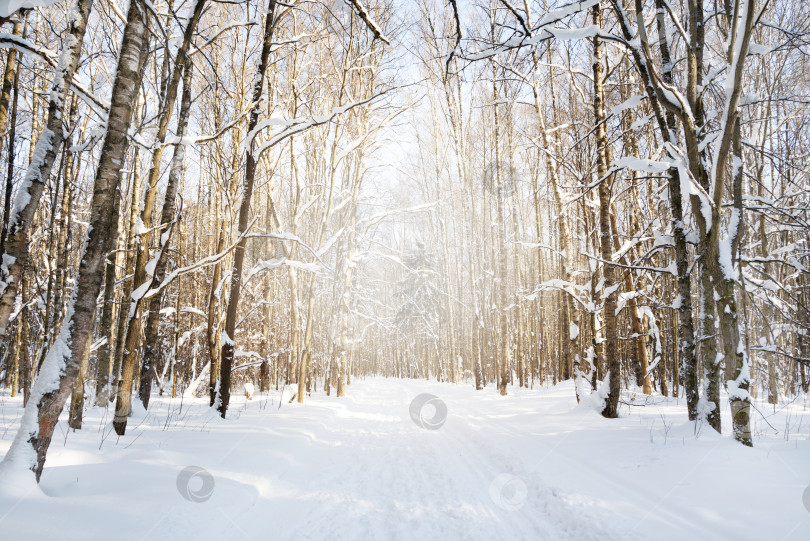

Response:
(0, 0), (148, 482)
(0, 0), (93, 337)
(590, 3), (620, 418)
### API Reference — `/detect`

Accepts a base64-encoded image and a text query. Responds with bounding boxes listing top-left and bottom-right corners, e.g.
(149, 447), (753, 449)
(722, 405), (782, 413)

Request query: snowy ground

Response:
(1, 377), (808, 540)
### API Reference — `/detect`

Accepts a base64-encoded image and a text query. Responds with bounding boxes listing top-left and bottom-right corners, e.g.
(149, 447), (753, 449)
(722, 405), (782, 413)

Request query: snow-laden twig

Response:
(250, 92), (388, 158)
(141, 217), (259, 301)
(0, 33), (110, 117)
(245, 230), (324, 264)
(663, 142), (715, 229)
(465, 0), (605, 61)
(357, 201), (436, 231)
(247, 257), (324, 278)
(345, 0), (391, 44)
(163, 106), (252, 147)
(189, 19), (261, 57)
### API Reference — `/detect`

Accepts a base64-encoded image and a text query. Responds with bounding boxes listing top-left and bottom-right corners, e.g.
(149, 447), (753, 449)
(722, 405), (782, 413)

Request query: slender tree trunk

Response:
(171, 230), (183, 398)
(218, 0), (278, 418)
(114, 0), (206, 434)
(111, 142), (142, 401)
(0, 15), (23, 250)
(592, 3), (620, 418)
(139, 57), (194, 409)
(206, 218), (224, 405)
(297, 287), (315, 403)
(18, 266), (31, 405)
(259, 276), (272, 393)
(8, 319), (20, 396)
(609, 208), (651, 394)
(490, 56), (510, 396)
(0, 20), (22, 399)
(718, 118), (752, 446)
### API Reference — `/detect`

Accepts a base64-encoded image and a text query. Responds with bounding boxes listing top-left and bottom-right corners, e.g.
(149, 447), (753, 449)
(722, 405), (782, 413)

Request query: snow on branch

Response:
(357, 201), (436, 231)
(743, 256), (808, 274)
(250, 92), (388, 159)
(583, 252), (678, 277)
(247, 257), (324, 279)
(345, 0), (390, 45)
(464, 0), (608, 61)
(516, 241), (566, 259)
(0, 0), (60, 18)
(0, 33), (110, 117)
(245, 230), (325, 264)
(141, 217), (259, 301)
(163, 107), (253, 147)
(663, 142), (715, 230)
(523, 279), (596, 313)
(190, 19), (261, 57)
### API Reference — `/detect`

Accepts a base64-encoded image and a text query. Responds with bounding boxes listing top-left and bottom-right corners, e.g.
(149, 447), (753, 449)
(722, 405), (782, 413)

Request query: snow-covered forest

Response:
(0, 0), (809, 538)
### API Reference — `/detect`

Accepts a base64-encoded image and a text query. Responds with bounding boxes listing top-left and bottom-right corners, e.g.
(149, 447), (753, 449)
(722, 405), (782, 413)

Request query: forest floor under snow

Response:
(1, 377), (809, 540)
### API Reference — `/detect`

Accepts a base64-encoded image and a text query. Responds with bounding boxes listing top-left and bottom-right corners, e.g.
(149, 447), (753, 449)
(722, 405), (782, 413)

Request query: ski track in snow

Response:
(1, 377), (809, 540)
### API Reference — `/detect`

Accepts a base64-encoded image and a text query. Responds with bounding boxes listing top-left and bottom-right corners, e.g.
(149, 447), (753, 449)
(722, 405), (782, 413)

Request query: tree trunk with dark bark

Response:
(592, 3), (620, 418)
(0, 15), (23, 251)
(114, 0), (206, 434)
(218, 0), (278, 418)
(138, 58), (194, 410)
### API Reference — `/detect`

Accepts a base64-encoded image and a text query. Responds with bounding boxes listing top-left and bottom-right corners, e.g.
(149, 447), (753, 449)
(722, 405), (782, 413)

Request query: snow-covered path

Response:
(1, 377), (809, 540)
